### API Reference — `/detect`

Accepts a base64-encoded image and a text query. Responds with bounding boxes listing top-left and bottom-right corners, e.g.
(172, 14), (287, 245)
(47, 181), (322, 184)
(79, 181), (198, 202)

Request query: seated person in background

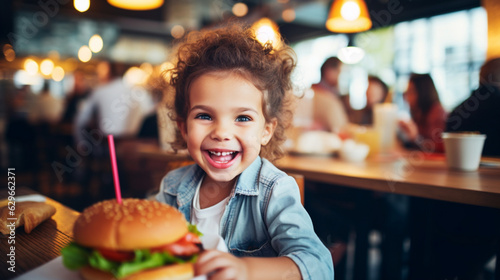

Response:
(446, 57), (500, 157)
(398, 73), (447, 153)
(310, 57), (349, 134)
(155, 24), (333, 279)
(408, 60), (500, 280)
(349, 75), (389, 125)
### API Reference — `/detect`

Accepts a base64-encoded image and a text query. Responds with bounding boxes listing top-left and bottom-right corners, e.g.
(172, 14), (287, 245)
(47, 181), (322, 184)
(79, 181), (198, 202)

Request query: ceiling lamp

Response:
(326, 0), (372, 33)
(107, 0), (163, 10)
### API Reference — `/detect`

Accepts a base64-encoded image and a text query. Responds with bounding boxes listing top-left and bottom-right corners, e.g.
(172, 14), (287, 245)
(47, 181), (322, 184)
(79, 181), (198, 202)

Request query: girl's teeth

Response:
(210, 151), (234, 156)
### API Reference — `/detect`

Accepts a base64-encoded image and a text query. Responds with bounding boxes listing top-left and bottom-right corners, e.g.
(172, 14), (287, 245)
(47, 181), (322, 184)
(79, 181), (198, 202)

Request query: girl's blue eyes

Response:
(194, 114), (252, 122)
(195, 114), (211, 120)
(236, 116), (252, 122)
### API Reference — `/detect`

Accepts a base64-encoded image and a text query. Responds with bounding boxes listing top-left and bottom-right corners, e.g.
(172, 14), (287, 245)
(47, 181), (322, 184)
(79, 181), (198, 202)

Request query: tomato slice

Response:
(180, 232), (201, 244)
(154, 242), (200, 256)
(151, 233), (202, 256)
(97, 248), (135, 262)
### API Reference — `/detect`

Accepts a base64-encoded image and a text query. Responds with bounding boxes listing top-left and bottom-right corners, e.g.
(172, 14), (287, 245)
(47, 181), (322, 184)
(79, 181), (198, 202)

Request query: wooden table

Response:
(0, 187), (80, 279)
(277, 153), (500, 280)
(276, 154), (500, 209)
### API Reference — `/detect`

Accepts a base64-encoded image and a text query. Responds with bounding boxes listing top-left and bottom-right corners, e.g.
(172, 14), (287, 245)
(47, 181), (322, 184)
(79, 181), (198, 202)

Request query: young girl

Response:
(156, 24), (333, 280)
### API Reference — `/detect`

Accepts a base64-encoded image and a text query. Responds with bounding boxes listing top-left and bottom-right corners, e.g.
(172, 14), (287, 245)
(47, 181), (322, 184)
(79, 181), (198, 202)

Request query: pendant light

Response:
(107, 0), (163, 10)
(326, 0), (372, 33)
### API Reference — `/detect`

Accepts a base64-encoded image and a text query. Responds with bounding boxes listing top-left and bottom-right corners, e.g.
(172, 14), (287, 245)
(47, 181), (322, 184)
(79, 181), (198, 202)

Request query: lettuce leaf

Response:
(115, 251), (164, 278)
(62, 244), (192, 279)
(188, 223), (203, 237)
(88, 250), (120, 272)
(61, 242), (90, 270)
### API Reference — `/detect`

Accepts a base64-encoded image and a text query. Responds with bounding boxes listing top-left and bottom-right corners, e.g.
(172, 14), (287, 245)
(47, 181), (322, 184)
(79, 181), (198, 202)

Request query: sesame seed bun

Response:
(79, 263), (194, 280)
(73, 198), (188, 250)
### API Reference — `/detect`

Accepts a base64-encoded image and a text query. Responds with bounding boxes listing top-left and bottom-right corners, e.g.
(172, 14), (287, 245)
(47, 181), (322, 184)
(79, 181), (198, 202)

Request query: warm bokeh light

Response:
(341, 1), (361, 21)
(24, 58), (39, 75)
(89, 34), (103, 53)
(4, 48), (15, 62)
(232, 3), (248, 17)
(171, 25), (185, 39)
(78, 46), (92, 62)
(282, 8), (296, 22)
(52, 66), (65, 81)
(123, 66), (148, 86)
(251, 18), (281, 49)
(40, 59), (55, 76)
(107, 0), (163, 10)
(3, 44), (16, 62)
(74, 0), (90, 12)
(2, 44), (13, 54)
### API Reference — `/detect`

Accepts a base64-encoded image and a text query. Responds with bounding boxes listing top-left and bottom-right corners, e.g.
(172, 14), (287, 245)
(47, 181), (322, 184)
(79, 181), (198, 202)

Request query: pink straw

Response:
(107, 135), (122, 204)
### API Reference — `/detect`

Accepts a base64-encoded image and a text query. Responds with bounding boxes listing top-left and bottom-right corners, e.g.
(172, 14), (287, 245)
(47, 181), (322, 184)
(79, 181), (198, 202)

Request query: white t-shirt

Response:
(191, 178), (230, 238)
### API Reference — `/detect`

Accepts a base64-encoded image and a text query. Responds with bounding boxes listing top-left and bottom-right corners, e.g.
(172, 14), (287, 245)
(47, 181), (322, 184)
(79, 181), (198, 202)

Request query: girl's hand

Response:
(195, 250), (249, 280)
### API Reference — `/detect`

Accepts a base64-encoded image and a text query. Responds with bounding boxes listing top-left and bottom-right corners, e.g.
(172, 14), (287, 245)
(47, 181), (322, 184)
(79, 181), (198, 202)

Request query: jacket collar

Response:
(234, 157), (261, 196)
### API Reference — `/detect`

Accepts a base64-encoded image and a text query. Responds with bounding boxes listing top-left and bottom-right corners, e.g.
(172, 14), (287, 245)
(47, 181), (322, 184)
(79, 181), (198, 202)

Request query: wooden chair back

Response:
(288, 173), (305, 206)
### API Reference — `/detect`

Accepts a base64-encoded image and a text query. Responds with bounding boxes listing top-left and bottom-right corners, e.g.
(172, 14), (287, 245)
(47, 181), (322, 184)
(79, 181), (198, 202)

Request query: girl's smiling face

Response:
(179, 72), (276, 185)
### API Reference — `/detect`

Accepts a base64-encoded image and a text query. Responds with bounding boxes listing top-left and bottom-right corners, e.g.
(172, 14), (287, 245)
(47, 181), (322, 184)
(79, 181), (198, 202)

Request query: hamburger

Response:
(61, 198), (202, 280)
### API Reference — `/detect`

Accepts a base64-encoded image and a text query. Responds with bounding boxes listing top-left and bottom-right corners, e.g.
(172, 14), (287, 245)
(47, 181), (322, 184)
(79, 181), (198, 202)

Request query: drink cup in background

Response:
(374, 103), (398, 155)
(353, 126), (380, 156)
(441, 132), (486, 171)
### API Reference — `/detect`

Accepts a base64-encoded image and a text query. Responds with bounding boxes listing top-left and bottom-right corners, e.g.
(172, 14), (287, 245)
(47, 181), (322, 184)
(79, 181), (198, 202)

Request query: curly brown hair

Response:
(166, 23), (296, 161)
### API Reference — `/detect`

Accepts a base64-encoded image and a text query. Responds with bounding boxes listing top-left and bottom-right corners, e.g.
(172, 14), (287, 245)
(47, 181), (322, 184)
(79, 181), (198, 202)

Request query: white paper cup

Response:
(442, 132), (486, 171)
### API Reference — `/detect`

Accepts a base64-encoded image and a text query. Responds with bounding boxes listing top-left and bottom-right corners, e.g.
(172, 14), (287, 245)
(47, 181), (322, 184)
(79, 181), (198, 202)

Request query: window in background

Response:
(392, 7), (487, 112)
(291, 34), (348, 94)
(291, 7), (487, 113)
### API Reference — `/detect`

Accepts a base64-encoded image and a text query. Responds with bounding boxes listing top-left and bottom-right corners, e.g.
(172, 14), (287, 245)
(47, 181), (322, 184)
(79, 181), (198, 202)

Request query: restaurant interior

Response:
(1, 0), (500, 280)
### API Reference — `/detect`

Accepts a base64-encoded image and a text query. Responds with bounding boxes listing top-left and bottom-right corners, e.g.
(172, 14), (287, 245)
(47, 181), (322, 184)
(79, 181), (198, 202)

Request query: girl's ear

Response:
(178, 121), (188, 141)
(261, 118), (277, 146)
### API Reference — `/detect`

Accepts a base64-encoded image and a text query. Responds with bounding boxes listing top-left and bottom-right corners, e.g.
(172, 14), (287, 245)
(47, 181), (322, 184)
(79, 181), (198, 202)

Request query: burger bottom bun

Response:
(79, 263), (194, 280)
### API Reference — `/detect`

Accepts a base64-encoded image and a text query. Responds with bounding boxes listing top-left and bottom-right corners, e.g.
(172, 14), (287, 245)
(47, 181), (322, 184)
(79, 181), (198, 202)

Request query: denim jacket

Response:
(156, 157), (334, 280)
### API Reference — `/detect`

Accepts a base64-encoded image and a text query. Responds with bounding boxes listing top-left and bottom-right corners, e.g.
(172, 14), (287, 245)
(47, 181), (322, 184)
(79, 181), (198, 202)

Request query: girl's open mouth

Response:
(205, 150), (240, 169)
(208, 150), (238, 163)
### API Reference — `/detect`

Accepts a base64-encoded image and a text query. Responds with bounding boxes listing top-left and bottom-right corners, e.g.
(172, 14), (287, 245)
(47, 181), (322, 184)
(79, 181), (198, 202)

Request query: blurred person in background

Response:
(349, 75), (390, 125)
(399, 73), (447, 153)
(60, 69), (90, 130)
(446, 57), (500, 156)
(74, 61), (149, 142)
(310, 57), (349, 134)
